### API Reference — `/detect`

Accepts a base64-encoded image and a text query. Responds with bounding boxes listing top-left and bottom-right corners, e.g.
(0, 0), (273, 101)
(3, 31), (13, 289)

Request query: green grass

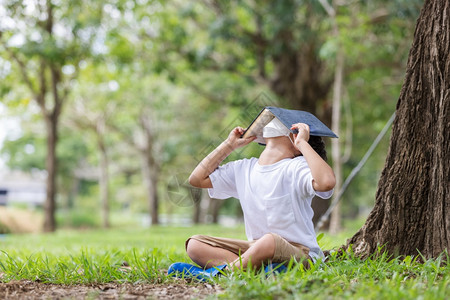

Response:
(0, 225), (448, 299)
(218, 249), (449, 300)
(0, 225), (246, 284)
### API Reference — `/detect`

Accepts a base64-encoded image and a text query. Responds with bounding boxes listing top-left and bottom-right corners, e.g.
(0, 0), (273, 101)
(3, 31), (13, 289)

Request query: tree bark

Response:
(43, 114), (58, 232)
(192, 188), (203, 224)
(347, 0), (450, 259)
(97, 118), (110, 228)
(209, 197), (223, 224)
(329, 2), (345, 234)
(43, 63), (63, 233)
(329, 47), (345, 235)
(140, 150), (159, 226)
(37, 2), (63, 233)
(139, 114), (160, 226)
(270, 44), (331, 113)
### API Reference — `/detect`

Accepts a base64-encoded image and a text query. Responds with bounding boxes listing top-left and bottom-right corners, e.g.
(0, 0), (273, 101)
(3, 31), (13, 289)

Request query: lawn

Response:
(0, 225), (448, 299)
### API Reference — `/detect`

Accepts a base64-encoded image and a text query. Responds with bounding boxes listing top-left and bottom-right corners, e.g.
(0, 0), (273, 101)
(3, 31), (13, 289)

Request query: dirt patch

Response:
(0, 280), (223, 299)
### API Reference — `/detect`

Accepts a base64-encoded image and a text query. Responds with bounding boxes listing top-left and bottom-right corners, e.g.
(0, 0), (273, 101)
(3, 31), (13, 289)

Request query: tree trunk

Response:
(329, 28), (345, 235)
(39, 3), (63, 233)
(347, 0), (450, 259)
(97, 119), (110, 228)
(139, 114), (160, 226)
(209, 198), (223, 224)
(270, 44), (331, 113)
(192, 188), (202, 224)
(141, 151), (159, 225)
(43, 115), (58, 232)
(311, 196), (329, 229)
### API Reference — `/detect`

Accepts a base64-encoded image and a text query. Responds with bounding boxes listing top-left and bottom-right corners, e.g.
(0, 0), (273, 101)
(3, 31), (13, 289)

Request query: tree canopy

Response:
(0, 0), (425, 238)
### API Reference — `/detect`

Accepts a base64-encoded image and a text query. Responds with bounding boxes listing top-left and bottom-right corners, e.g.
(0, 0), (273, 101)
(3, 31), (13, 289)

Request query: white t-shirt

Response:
(208, 156), (333, 260)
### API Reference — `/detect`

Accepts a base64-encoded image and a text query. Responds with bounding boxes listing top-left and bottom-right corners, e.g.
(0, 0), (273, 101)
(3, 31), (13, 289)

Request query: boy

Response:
(169, 115), (336, 279)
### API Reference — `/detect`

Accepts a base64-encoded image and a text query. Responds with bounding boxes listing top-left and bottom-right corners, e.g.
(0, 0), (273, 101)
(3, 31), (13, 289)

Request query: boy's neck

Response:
(258, 136), (297, 165)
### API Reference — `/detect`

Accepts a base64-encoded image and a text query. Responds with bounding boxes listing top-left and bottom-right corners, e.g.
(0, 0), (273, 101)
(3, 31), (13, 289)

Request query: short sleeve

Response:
(314, 185), (334, 199)
(207, 161), (239, 199)
(304, 171), (334, 200)
(292, 157), (334, 200)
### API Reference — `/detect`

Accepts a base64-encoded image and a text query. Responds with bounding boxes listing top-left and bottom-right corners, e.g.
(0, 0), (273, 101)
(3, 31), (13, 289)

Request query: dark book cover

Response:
(242, 106), (338, 145)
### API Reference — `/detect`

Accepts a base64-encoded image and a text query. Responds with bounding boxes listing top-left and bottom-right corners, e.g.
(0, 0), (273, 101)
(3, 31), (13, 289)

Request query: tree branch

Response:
(45, 0), (54, 34)
(50, 65), (63, 119)
(7, 50), (39, 96)
(317, 0), (336, 17)
(37, 60), (49, 118)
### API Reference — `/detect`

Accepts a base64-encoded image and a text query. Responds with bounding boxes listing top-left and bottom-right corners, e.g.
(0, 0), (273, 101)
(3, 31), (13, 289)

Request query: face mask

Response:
(263, 118), (291, 138)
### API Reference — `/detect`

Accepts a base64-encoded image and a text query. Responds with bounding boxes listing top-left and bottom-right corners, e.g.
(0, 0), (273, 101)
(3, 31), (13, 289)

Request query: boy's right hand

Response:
(225, 127), (256, 150)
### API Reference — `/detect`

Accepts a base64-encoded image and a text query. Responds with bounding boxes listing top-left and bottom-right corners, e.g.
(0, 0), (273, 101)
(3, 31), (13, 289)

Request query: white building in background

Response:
(0, 169), (46, 206)
(1, 103), (46, 206)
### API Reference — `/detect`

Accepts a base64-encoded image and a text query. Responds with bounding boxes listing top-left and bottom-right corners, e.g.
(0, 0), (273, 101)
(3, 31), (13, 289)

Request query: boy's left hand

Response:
(291, 123), (310, 146)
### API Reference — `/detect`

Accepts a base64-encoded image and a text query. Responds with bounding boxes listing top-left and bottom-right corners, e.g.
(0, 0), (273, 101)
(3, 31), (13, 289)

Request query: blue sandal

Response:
(168, 262), (227, 282)
(264, 263), (287, 275)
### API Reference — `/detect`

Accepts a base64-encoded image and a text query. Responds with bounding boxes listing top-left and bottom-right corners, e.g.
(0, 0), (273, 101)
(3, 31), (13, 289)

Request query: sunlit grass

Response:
(217, 249), (449, 300)
(0, 224), (448, 299)
(0, 225), (246, 283)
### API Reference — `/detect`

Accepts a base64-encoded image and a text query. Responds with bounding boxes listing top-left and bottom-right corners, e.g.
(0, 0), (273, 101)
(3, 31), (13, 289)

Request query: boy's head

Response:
(262, 118), (327, 161)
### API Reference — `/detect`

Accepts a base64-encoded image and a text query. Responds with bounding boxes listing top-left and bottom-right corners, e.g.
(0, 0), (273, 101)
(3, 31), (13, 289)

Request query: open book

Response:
(242, 106), (338, 145)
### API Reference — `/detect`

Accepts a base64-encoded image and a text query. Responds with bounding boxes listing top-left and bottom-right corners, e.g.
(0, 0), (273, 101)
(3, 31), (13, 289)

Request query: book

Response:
(242, 106), (338, 145)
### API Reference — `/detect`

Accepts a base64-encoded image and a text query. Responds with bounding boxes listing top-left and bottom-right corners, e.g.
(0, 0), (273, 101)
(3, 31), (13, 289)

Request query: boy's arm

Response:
(189, 127), (256, 188)
(291, 123), (336, 192)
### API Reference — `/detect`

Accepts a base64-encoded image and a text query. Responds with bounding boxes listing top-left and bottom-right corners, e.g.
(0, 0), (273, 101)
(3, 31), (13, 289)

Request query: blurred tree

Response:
(159, 0), (331, 112)
(0, 0), (424, 230)
(90, 1), (180, 225)
(157, 0), (421, 227)
(331, 0), (421, 225)
(0, 0), (104, 231)
(109, 74), (180, 225)
(64, 71), (118, 229)
(347, 0), (449, 259)
(316, 0), (421, 233)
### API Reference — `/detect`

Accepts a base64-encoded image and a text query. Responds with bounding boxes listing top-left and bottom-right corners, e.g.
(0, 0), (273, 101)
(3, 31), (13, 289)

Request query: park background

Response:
(0, 0), (422, 235)
(1, 1), (450, 299)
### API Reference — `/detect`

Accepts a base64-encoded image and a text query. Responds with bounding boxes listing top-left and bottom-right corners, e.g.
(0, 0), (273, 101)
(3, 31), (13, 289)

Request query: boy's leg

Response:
(185, 235), (252, 269)
(271, 233), (312, 269)
(185, 233), (311, 271)
(187, 238), (239, 268)
(230, 233), (275, 270)
(230, 233), (312, 270)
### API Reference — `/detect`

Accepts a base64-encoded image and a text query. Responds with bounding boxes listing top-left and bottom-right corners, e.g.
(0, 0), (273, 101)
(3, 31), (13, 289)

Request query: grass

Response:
(219, 249), (449, 300)
(0, 225), (246, 284)
(0, 225), (448, 299)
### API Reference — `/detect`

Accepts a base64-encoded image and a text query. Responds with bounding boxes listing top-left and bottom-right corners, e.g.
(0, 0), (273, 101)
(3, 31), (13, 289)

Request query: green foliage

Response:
(0, 0), (424, 229)
(56, 209), (100, 229)
(1, 133), (46, 170)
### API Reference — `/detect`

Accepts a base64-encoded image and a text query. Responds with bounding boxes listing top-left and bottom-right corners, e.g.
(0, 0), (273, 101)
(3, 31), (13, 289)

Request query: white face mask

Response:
(262, 118), (297, 149)
(263, 118), (291, 138)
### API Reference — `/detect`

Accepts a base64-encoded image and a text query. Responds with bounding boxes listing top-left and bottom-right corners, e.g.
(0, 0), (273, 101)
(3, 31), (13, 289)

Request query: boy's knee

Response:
(185, 235), (202, 250)
(262, 233), (276, 245)
(259, 233), (276, 256)
(186, 236), (204, 258)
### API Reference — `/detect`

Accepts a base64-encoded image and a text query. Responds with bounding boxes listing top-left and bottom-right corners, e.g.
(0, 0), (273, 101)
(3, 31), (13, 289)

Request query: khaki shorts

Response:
(186, 233), (312, 266)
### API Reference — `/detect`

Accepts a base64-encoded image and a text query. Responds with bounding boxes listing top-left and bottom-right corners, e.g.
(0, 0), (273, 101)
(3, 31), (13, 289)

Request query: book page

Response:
(242, 108), (275, 143)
